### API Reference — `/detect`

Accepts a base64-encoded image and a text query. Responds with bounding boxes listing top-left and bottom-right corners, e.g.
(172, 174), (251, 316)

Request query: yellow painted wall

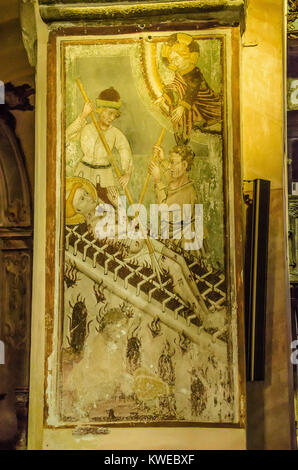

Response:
(242, 0), (296, 450)
(242, 0), (284, 189)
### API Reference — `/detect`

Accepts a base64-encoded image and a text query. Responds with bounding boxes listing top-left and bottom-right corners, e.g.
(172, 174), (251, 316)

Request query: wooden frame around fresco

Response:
(45, 24), (246, 429)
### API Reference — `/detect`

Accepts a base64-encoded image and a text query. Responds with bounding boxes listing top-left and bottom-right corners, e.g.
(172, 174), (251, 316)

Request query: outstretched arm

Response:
(148, 160), (167, 204)
(66, 101), (92, 141)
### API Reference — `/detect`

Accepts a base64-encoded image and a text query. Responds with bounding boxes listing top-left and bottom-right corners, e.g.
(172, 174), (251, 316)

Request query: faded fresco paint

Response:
(48, 30), (241, 426)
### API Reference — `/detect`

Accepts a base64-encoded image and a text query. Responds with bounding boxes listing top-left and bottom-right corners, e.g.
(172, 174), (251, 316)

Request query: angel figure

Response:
(155, 33), (222, 144)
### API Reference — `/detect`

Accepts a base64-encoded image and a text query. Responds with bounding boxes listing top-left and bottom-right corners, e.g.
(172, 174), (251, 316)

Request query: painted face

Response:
(125, 239), (145, 255)
(98, 107), (119, 127)
(169, 51), (190, 71)
(72, 188), (96, 215)
(169, 152), (187, 179)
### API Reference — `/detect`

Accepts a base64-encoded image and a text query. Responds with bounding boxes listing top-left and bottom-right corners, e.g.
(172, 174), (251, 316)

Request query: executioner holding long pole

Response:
(75, 78), (163, 286)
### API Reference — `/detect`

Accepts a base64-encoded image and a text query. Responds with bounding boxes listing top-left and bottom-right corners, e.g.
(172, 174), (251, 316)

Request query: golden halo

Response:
(176, 33), (193, 46)
(65, 176), (98, 225)
(161, 38), (199, 72)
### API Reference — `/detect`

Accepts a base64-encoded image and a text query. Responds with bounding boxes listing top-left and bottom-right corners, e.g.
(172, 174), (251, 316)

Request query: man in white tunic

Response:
(66, 87), (133, 206)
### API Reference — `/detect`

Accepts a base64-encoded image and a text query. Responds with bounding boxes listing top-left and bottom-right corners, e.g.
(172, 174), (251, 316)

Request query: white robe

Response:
(66, 115), (132, 188)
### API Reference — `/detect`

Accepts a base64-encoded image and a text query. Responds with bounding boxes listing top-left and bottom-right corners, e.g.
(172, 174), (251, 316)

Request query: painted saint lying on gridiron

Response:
(64, 176), (205, 322)
(66, 87), (133, 207)
(155, 33), (222, 143)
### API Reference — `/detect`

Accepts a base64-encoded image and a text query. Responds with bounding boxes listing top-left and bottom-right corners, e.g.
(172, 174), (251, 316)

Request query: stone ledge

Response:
(38, 0), (247, 31)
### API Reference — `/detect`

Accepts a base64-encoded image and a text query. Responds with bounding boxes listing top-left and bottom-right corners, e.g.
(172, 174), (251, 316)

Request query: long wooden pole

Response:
(76, 78), (133, 205)
(75, 78), (162, 284)
(137, 127), (165, 206)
